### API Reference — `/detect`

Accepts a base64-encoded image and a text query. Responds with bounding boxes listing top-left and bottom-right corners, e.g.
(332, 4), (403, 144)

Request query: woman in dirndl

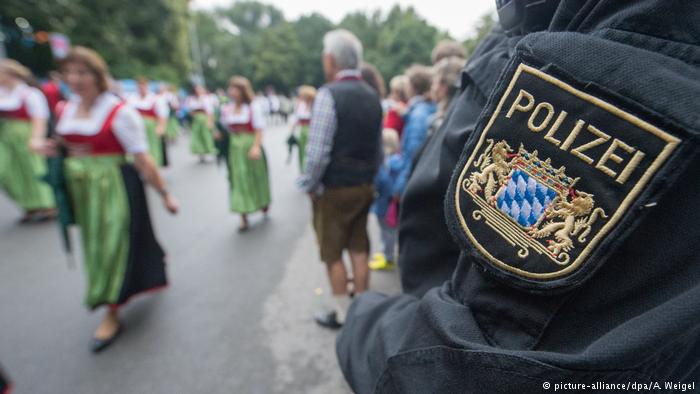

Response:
(187, 85), (216, 162)
(35, 47), (179, 352)
(157, 83), (181, 141)
(127, 78), (169, 167)
(0, 59), (56, 222)
(217, 76), (271, 231)
(289, 85), (315, 172)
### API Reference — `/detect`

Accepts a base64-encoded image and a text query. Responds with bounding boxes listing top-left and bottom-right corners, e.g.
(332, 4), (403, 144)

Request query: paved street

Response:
(0, 122), (400, 394)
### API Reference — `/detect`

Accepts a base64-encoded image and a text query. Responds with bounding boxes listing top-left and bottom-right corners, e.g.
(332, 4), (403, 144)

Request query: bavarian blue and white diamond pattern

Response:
(496, 169), (558, 228)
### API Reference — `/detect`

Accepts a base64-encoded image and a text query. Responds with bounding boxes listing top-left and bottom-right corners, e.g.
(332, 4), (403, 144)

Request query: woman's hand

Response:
(133, 152), (176, 213)
(248, 144), (261, 160)
(162, 193), (179, 215)
(156, 124), (166, 137)
(214, 131), (223, 141)
(65, 143), (91, 157)
(29, 137), (58, 156)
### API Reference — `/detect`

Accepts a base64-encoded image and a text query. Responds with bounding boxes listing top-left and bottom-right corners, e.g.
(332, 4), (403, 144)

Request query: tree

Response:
(338, 10), (383, 55)
(2, 1), (494, 92)
(1, 0), (191, 83)
(193, 11), (250, 89)
(463, 13), (496, 58)
(1, 0), (85, 76)
(352, 6), (446, 79)
(193, 1), (290, 90)
(250, 22), (303, 93)
(218, 1), (285, 35)
(291, 13), (334, 88)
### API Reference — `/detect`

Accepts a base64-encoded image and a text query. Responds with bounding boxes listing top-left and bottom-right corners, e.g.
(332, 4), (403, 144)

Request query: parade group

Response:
(0, 28), (466, 358)
(4, 0), (700, 391)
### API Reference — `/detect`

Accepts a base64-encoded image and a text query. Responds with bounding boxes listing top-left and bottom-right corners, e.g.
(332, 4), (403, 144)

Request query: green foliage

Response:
(463, 13), (496, 58)
(219, 1), (285, 34)
(1, 0), (191, 84)
(369, 6), (442, 83)
(338, 10), (383, 53)
(216, 1), (284, 33)
(292, 13), (334, 88)
(251, 23), (303, 92)
(2, 0), (497, 91)
(194, 11), (247, 89)
(194, 4), (332, 93)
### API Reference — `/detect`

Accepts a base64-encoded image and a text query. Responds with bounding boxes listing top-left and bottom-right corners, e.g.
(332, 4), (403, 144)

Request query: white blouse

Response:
(185, 95), (214, 115)
(219, 102), (266, 130)
(206, 94), (220, 111)
(56, 93), (148, 154)
(293, 100), (312, 122)
(162, 91), (179, 108)
(0, 83), (49, 119)
(127, 93), (169, 119)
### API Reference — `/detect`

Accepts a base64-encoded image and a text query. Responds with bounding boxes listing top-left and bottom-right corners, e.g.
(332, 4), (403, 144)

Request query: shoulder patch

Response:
(452, 63), (681, 290)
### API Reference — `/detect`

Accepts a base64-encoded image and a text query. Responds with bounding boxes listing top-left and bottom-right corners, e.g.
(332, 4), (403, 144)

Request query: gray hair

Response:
(323, 29), (363, 70)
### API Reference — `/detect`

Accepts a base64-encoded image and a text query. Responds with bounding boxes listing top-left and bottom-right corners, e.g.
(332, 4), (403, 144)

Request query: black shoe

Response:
(31, 210), (57, 223)
(314, 310), (342, 330)
(90, 324), (123, 353)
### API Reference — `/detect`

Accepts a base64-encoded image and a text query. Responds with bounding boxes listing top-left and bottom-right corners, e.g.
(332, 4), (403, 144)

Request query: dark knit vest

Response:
(322, 79), (383, 188)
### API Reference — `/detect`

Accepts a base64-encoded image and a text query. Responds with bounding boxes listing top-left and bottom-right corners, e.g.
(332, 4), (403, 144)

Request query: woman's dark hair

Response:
(360, 62), (386, 98)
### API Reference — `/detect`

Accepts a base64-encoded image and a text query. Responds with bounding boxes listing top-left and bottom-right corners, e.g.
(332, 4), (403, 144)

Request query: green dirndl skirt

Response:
(65, 155), (166, 309)
(228, 133), (271, 214)
(297, 124), (309, 172)
(165, 115), (180, 139)
(190, 113), (216, 155)
(0, 119), (55, 210)
(143, 118), (165, 167)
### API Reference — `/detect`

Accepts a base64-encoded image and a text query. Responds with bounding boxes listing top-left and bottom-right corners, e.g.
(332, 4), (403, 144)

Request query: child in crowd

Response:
(392, 65), (436, 200)
(383, 75), (408, 138)
(288, 85), (316, 172)
(368, 129), (402, 271)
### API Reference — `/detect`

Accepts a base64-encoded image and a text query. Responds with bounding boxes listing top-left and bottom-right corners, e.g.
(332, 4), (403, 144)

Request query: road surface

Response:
(0, 121), (400, 394)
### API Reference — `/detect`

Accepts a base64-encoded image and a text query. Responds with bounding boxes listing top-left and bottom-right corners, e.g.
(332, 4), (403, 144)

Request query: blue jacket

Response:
(371, 154), (402, 218)
(392, 97), (436, 197)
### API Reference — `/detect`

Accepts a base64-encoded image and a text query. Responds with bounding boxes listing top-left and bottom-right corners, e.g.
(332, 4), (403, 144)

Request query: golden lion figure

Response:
(467, 139), (513, 201)
(529, 192), (608, 256)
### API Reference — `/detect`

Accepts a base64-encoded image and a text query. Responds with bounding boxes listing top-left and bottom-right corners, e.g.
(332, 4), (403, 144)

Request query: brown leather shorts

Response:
(312, 184), (375, 263)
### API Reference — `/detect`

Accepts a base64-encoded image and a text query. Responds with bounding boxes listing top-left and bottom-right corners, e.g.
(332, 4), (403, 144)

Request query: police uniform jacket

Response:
(337, 1), (700, 393)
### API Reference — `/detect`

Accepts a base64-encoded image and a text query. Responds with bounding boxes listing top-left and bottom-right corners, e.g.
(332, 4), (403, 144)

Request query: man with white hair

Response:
(298, 29), (383, 329)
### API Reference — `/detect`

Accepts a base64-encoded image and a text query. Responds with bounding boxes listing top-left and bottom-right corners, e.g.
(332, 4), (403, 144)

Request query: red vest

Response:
(225, 106), (255, 134)
(384, 108), (405, 137)
(136, 102), (158, 119)
(60, 103), (126, 155)
(295, 102), (311, 126)
(0, 94), (31, 121)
